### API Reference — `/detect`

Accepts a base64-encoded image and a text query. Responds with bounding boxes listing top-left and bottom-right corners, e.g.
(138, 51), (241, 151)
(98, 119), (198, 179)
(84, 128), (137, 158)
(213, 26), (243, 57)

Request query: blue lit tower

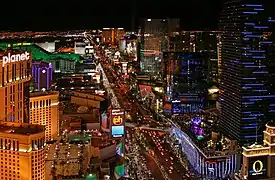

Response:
(163, 52), (208, 114)
(219, 1), (275, 145)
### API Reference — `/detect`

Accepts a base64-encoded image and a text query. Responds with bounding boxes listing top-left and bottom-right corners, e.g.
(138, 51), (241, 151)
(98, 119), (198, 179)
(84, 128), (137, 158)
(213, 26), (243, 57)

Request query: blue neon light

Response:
(242, 126), (257, 129)
(242, 78), (256, 80)
(253, 71), (268, 74)
(244, 84), (264, 86)
(242, 32), (252, 34)
(242, 117), (256, 120)
(253, 90), (267, 92)
(260, 41), (272, 44)
(245, 136), (260, 138)
(246, 35), (262, 38)
(244, 65), (265, 68)
(249, 114), (264, 116)
(249, 99), (263, 101)
(242, 102), (254, 105)
(244, 23), (255, 25)
(245, 4), (262, 7)
(268, 19), (275, 22)
(254, 26), (268, 29)
(243, 12), (258, 14)
(248, 50), (265, 52)
(254, 8), (264, 11)
(251, 56), (265, 58)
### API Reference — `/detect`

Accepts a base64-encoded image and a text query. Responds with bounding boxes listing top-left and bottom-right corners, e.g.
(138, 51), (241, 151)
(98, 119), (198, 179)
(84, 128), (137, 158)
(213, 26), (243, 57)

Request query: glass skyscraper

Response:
(163, 52), (208, 114)
(219, 1), (275, 145)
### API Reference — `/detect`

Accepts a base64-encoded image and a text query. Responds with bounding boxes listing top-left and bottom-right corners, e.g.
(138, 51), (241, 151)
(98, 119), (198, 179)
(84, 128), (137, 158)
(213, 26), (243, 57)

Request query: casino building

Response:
(239, 122), (275, 179)
(0, 50), (32, 122)
(0, 122), (45, 180)
(29, 91), (60, 141)
(32, 60), (53, 91)
(0, 50), (46, 180)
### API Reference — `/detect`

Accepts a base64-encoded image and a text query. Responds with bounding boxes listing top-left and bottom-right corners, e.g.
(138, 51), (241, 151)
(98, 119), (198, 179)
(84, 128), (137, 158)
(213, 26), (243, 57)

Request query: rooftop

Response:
(172, 111), (235, 157)
(243, 143), (269, 150)
(30, 91), (59, 97)
(0, 49), (28, 57)
(0, 122), (44, 135)
(32, 60), (51, 66)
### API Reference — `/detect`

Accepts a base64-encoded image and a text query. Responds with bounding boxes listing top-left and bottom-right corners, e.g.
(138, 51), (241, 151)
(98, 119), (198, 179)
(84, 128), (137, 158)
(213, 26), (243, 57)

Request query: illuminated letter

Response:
(253, 160), (263, 173)
(25, 52), (30, 60)
(2, 55), (9, 67)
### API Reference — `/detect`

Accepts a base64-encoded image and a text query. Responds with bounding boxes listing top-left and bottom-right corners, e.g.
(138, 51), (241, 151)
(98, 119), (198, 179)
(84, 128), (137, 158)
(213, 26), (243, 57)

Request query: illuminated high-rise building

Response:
(163, 52), (208, 114)
(29, 91), (59, 141)
(0, 50), (32, 123)
(0, 50), (46, 180)
(219, 1), (275, 144)
(102, 28), (125, 45)
(32, 61), (53, 91)
(0, 122), (45, 180)
(138, 18), (180, 76)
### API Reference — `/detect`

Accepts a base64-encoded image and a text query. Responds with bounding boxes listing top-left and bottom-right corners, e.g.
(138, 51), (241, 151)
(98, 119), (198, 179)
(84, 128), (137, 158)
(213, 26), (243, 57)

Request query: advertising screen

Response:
(110, 109), (125, 138)
(101, 111), (109, 132)
(248, 156), (267, 178)
(139, 85), (152, 98)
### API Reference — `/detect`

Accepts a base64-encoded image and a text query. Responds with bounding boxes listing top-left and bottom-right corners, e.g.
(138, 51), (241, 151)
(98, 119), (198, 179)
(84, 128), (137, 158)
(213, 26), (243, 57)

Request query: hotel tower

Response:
(0, 49), (46, 180)
(219, 1), (275, 144)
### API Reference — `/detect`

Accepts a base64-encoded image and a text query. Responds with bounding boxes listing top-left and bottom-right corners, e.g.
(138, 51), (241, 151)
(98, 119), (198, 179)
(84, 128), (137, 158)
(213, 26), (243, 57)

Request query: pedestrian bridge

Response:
(125, 122), (169, 132)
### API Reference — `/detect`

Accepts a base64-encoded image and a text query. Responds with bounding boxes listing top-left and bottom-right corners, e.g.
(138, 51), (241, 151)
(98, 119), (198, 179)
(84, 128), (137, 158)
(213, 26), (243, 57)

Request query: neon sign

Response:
(253, 160), (263, 174)
(2, 52), (30, 67)
(249, 157), (267, 177)
(113, 116), (123, 126)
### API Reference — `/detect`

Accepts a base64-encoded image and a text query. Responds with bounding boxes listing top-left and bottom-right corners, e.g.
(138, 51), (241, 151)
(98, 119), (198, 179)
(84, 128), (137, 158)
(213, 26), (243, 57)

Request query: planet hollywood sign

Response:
(2, 52), (30, 67)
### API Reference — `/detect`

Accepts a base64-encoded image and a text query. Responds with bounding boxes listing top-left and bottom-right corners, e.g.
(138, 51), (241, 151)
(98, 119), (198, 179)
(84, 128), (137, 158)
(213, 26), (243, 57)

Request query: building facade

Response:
(138, 19), (180, 76)
(163, 52), (208, 114)
(0, 50), (32, 123)
(0, 122), (45, 180)
(48, 59), (75, 73)
(219, 1), (275, 144)
(29, 91), (59, 141)
(102, 28), (125, 45)
(240, 122), (275, 179)
(32, 61), (53, 91)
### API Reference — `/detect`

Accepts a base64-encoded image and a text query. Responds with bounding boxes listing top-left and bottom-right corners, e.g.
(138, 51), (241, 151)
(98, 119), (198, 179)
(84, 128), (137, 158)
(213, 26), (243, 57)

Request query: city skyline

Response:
(1, 1), (222, 31)
(1, 0), (275, 179)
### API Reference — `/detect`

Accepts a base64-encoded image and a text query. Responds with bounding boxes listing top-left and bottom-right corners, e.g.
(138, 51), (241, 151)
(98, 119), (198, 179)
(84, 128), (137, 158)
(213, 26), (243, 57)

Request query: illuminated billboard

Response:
(139, 85), (152, 98)
(248, 156), (267, 178)
(110, 109), (125, 138)
(101, 111), (109, 132)
(2, 52), (30, 67)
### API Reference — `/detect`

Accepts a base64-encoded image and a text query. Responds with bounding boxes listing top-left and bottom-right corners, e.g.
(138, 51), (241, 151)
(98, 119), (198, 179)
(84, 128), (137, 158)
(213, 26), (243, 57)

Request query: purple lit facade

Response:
(191, 116), (203, 136)
(32, 61), (53, 91)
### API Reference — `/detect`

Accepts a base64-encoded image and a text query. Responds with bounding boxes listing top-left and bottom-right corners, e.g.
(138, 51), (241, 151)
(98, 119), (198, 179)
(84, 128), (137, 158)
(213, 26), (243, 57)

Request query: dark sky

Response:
(1, 0), (221, 31)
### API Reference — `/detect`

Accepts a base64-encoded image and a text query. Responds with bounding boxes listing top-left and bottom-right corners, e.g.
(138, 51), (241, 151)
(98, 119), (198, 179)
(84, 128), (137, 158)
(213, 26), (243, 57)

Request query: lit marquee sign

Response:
(110, 109), (125, 137)
(248, 156), (267, 177)
(2, 52), (30, 67)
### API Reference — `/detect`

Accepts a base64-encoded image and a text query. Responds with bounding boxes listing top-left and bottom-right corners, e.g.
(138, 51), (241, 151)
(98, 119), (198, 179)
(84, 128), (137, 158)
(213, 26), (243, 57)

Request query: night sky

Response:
(1, 0), (221, 31)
